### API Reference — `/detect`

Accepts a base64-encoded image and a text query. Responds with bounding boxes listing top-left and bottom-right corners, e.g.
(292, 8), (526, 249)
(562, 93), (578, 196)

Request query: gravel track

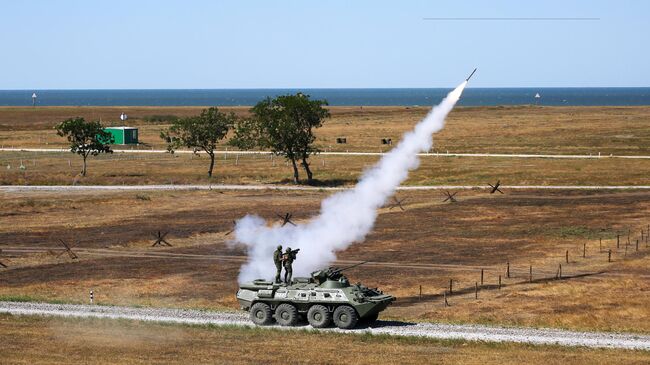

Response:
(1, 301), (649, 350)
(3, 147), (650, 159)
(3, 184), (650, 193)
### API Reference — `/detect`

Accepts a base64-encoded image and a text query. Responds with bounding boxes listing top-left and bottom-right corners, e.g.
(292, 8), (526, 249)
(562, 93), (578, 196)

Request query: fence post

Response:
(599, 237), (602, 253)
(419, 285), (422, 301)
(529, 265), (533, 283)
(566, 250), (569, 264)
(617, 234), (620, 249)
(475, 282), (478, 299)
(506, 261), (510, 278)
(449, 279), (453, 295)
(636, 239), (639, 252)
(583, 243), (586, 258)
(498, 275), (502, 289)
(481, 269), (484, 286)
(608, 249), (612, 262)
(559, 264), (562, 279)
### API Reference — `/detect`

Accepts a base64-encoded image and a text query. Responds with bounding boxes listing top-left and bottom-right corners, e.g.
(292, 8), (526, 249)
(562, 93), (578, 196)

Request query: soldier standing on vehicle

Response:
(282, 247), (299, 285)
(273, 245), (283, 283)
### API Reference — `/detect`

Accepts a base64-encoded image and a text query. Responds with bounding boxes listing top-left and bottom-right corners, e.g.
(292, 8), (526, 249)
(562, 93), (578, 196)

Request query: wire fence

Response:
(409, 223), (650, 307)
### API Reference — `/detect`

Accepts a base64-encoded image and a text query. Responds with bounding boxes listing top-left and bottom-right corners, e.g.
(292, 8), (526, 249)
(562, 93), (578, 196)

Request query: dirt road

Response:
(3, 184), (650, 193)
(3, 147), (650, 159)
(1, 301), (648, 350)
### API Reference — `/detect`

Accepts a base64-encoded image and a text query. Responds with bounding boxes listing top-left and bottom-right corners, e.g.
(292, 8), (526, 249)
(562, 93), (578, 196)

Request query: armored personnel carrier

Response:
(236, 262), (395, 329)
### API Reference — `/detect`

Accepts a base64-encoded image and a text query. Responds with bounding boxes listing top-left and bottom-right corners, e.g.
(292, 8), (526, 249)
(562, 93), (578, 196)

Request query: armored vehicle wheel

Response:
(333, 305), (358, 329)
(250, 302), (273, 325)
(275, 303), (299, 326)
(307, 305), (332, 328)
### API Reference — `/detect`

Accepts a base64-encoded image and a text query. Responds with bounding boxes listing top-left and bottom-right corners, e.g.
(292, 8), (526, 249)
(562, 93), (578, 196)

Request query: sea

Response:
(0, 88), (649, 107)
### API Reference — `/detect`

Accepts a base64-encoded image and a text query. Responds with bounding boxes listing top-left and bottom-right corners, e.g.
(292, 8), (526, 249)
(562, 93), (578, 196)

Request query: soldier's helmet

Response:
(277, 245), (282, 250)
(286, 247), (292, 252)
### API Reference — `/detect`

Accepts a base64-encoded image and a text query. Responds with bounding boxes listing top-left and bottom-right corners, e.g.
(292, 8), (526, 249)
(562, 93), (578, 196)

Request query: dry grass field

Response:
(1, 189), (650, 334)
(3, 315), (648, 365)
(1, 105), (650, 362)
(1, 105), (649, 186)
(2, 150), (650, 186)
(1, 105), (649, 155)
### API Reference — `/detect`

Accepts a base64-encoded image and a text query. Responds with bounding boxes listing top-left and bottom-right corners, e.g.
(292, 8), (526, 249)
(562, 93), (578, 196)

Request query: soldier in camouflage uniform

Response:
(273, 245), (283, 284)
(282, 247), (297, 285)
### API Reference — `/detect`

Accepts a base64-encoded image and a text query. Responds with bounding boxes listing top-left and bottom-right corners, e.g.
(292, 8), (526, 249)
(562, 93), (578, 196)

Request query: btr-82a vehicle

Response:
(236, 262), (395, 329)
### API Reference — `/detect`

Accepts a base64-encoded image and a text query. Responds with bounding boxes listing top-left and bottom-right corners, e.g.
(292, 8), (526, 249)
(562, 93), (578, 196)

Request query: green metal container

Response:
(103, 127), (139, 145)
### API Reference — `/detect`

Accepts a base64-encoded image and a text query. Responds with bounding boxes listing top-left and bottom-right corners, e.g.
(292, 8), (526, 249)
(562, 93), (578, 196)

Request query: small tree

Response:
(231, 93), (329, 184)
(160, 107), (236, 178)
(55, 117), (113, 177)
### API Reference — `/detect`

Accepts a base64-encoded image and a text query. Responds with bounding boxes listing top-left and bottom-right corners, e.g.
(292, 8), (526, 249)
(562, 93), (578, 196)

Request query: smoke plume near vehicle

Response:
(231, 81), (468, 283)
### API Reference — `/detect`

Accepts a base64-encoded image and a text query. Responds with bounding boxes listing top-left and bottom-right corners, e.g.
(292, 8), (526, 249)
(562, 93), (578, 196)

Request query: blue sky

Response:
(1, 0), (648, 89)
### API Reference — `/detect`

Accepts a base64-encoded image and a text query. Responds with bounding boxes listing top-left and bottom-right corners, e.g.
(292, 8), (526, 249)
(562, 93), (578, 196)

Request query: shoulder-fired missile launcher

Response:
(236, 262), (395, 329)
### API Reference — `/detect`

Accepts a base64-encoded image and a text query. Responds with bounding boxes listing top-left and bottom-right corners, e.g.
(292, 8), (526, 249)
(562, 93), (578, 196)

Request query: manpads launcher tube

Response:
(232, 79), (470, 283)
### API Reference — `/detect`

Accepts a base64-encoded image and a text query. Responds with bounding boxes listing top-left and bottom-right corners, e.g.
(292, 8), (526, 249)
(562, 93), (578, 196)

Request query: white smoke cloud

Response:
(231, 81), (468, 283)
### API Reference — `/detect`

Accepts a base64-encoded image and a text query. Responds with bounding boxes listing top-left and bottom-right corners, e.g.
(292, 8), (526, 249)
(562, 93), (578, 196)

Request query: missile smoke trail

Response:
(232, 80), (469, 283)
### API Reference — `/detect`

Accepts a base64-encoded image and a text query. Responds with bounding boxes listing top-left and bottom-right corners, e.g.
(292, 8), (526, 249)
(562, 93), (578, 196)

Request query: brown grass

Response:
(1, 105), (650, 155)
(2, 105), (649, 186)
(1, 314), (648, 365)
(2, 150), (649, 186)
(1, 105), (650, 351)
(1, 189), (650, 333)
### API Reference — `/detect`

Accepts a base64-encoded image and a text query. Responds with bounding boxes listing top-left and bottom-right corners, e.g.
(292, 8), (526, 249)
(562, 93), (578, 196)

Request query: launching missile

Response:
(466, 68), (477, 82)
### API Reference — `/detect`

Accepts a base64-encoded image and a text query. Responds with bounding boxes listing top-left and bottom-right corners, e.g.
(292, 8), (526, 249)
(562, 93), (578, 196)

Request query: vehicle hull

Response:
(237, 277), (395, 326)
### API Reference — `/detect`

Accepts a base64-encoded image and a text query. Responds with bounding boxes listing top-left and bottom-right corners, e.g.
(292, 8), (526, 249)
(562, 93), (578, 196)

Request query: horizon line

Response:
(2, 86), (650, 91)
